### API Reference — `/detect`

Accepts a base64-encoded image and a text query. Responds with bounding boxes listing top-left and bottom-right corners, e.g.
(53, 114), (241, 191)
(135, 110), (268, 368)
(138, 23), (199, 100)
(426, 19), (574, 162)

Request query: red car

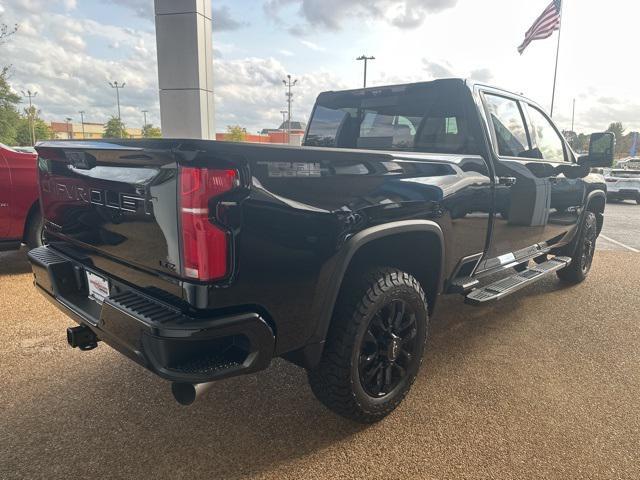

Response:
(0, 143), (43, 251)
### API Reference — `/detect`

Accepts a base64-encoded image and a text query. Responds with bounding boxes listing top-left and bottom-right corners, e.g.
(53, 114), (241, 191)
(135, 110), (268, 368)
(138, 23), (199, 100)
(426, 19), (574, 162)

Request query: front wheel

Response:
(307, 268), (429, 423)
(557, 211), (597, 284)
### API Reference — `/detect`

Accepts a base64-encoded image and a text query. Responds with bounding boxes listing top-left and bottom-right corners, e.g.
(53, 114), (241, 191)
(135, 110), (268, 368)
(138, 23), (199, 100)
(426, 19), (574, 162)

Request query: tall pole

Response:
(550, 1), (564, 118)
(65, 117), (72, 140)
(356, 55), (375, 89)
(571, 98), (575, 132)
(109, 81), (126, 137)
(142, 110), (148, 127)
(78, 111), (86, 139)
(282, 75), (297, 144)
(21, 90), (38, 145)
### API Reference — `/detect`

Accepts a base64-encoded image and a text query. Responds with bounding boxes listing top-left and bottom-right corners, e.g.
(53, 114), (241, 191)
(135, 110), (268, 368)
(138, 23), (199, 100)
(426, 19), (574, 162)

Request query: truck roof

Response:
(317, 78), (524, 101)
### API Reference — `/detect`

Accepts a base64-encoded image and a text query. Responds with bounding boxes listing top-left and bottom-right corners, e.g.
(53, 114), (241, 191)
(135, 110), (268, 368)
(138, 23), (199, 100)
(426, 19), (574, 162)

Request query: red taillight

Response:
(179, 167), (238, 281)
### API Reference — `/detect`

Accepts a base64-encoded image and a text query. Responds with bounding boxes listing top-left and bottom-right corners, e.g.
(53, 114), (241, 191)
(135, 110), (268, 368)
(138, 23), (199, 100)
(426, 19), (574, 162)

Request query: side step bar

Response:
(465, 256), (571, 305)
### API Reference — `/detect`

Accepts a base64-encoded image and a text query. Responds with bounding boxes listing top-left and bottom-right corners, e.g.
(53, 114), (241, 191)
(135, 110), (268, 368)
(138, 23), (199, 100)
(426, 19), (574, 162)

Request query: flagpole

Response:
(550, 0), (564, 117)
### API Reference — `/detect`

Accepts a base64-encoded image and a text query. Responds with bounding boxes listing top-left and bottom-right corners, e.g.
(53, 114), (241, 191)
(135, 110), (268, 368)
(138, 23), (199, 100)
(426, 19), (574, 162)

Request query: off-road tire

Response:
(557, 211), (597, 284)
(307, 268), (429, 423)
(25, 209), (45, 250)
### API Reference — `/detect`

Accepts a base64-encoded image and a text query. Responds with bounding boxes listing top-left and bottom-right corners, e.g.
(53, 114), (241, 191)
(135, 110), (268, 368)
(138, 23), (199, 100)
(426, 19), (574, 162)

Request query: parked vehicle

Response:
(0, 143), (43, 251)
(604, 168), (640, 204)
(28, 79), (614, 423)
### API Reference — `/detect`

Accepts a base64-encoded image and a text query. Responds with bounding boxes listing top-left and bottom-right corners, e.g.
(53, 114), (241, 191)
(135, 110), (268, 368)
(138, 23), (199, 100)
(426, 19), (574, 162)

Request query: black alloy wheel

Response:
(557, 211), (598, 284)
(358, 299), (419, 397)
(308, 268), (429, 423)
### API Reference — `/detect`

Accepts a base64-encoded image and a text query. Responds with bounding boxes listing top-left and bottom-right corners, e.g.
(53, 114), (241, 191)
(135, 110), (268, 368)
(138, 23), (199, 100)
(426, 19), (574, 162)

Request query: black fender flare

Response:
(556, 189), (606, 257)
(299, 220), (445, 368)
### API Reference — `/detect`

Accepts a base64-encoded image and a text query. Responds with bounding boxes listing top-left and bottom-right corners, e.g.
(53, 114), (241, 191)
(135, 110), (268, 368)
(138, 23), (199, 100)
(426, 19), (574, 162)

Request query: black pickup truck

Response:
(28, 79), (614, 423)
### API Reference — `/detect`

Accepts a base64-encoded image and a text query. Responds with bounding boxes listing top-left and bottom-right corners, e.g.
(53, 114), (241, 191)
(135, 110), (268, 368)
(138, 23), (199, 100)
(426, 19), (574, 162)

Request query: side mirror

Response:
(578, 132), (615, 168)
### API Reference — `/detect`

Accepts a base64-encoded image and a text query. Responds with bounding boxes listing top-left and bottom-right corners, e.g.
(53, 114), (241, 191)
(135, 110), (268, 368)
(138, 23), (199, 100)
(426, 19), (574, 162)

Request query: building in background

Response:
(216, 120), (306, 145)
(50, 121), (143, 140)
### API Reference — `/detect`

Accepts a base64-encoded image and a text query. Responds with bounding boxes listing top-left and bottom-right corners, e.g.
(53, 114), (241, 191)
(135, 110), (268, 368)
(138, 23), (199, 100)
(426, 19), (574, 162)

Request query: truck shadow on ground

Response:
(3, 273), (580, 479)
(0, 249), (31, 276)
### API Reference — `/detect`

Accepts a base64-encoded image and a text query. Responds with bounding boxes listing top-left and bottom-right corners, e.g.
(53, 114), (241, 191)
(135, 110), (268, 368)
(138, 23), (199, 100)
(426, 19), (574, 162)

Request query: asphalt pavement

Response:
(598, 201), (640, 252)
(0, 203), (639, 480)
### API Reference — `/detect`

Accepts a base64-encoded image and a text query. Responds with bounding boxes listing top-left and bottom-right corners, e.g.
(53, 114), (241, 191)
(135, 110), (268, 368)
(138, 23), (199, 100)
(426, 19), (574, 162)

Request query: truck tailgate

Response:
(36, 142), (180, 278)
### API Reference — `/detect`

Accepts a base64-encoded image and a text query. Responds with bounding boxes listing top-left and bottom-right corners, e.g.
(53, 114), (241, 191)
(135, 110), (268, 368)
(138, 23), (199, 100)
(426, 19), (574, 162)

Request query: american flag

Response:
(518, 0), (562, 54)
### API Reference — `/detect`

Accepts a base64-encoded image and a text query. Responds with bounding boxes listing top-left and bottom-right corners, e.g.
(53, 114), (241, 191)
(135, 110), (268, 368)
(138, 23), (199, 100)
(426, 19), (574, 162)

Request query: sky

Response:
(0, 0), (638, 135)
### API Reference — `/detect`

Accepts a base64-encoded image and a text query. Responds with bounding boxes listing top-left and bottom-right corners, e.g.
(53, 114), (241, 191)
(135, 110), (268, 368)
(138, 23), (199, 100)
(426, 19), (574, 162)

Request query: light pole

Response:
(109, 81), (126, 125)
(65, 117), (72, 140)
(282, 75), (297, 144)
(356, 55), (375, 89)
(21, 90), (38, 145)
(78, 111), (86, 139)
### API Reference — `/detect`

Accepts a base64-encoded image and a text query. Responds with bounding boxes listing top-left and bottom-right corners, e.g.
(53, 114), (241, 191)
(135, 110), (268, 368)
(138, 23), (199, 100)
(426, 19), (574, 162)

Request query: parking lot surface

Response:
(1, 205), (639, 480)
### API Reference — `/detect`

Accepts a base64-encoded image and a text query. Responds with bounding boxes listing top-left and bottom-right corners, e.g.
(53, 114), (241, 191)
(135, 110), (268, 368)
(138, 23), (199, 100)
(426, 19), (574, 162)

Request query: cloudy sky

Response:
(0, 0), (637, 134)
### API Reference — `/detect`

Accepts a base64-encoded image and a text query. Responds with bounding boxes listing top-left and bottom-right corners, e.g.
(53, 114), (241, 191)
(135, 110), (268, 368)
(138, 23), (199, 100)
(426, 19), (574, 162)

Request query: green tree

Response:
(15, 111), (52, 145)
(103, 116), (127, 139)
(0, 68), (21, 144)
(142, 123), (162, 138)
(606, 122), (626, 158)
(226, 125), (247, 142)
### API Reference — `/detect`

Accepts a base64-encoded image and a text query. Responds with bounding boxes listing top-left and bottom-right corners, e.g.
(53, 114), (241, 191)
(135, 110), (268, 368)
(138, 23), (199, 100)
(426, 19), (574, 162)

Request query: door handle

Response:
(497, 176), (517, 186)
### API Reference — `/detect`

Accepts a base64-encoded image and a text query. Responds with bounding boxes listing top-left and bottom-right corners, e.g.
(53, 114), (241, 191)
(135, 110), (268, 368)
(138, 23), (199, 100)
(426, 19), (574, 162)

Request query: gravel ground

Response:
(0, 247), (639, 480)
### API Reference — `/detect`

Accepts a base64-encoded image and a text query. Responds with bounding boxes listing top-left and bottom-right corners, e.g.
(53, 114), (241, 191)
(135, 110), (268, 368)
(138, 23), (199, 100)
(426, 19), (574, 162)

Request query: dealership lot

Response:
(1, 203), (639, 480)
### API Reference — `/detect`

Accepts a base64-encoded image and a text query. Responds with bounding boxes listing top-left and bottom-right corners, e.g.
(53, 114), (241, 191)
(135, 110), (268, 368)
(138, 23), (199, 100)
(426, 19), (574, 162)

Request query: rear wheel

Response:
(307, 268), (429, 423)
(25, 209), (45, 250)
(557, 211), (597, 284)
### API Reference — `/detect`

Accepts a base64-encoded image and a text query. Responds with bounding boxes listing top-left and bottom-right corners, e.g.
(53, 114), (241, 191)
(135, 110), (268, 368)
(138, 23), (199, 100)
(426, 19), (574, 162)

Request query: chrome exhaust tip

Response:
(171, 382), (215, 406)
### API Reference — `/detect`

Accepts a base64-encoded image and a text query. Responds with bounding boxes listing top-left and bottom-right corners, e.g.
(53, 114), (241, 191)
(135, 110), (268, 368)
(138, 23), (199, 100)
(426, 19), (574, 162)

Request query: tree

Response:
(142, 123), (162, 138)
(103, 116), (127, 139)
(226, 125), (247, 142)
(606, 122), (626, 158)
(15, 113), (52, 145)
(0, 68), (21, 144)
(0, 20), (18, 46)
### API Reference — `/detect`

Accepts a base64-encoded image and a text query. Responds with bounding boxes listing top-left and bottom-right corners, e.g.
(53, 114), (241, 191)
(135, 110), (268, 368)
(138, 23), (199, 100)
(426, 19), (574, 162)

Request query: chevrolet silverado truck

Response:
(28, 79), (614, 423)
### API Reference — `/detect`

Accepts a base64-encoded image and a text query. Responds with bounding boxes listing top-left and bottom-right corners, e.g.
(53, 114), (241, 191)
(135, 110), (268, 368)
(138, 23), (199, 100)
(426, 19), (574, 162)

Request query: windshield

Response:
(304, 80), (483, 155)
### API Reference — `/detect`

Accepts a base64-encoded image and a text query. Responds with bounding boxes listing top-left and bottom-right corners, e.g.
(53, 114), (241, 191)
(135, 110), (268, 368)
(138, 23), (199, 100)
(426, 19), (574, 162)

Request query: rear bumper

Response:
(606, 183), (640, 198)
(28, 246), (275, 383)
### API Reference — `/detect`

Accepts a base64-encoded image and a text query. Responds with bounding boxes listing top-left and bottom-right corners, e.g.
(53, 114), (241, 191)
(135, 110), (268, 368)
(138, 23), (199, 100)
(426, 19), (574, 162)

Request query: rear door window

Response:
(483, 94), (530, 157)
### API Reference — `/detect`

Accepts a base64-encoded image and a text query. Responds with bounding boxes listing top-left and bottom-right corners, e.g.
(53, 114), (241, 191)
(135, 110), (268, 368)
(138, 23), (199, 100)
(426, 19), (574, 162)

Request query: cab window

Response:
(525, 105), (566, 162)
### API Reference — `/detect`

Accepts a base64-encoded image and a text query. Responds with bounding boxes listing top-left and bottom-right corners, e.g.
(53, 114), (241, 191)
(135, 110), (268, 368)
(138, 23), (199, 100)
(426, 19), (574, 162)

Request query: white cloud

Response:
(214, 56), (344, 131)
(1, 2), (343, 134)
(300, 39), (325, 52)
(265, 0), (457, 32)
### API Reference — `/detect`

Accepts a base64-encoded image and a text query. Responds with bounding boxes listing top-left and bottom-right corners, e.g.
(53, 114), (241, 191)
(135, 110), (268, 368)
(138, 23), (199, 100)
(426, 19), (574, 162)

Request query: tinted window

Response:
(304, 81), (482, 155)
(484, 94), (529, 157)
(304, 106), (349, 147)
(526, 105), (566, 162)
